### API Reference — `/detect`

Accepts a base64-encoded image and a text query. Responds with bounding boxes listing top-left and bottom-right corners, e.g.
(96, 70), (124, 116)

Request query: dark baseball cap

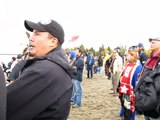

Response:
(24, 19), (64, 44)
(149, 38), (160, 42)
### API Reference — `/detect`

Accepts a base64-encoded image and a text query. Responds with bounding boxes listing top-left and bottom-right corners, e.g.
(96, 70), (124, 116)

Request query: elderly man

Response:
(7, 19), (76, 120)
(135, 38), (160, 120)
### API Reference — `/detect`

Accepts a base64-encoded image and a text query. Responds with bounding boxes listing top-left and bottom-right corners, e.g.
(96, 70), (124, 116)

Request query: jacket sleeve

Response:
(7, 60), (26, 81)
(132, 64), (142, 88)
(7, 60), (72, 120)
(74, 58), (84, 70)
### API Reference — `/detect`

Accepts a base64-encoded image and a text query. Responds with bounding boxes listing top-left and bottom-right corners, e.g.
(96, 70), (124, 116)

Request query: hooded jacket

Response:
(7, 47), (77, 120)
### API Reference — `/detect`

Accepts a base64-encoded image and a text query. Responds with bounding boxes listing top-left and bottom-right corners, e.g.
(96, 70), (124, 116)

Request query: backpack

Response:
(135, 66), (160, 118)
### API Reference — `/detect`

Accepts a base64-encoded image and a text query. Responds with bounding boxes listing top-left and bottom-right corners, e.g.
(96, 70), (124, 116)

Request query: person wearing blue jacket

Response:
(85, 52), (95, 79)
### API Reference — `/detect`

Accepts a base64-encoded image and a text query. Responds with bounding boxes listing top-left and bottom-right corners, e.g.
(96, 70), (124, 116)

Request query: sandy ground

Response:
(68, 72), (144, 120)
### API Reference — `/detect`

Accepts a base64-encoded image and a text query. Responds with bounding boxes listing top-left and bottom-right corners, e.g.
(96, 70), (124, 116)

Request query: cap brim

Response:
(149, 38), (160, 42)
(24, 20), (46, 32)
(149, 38), (152, 42)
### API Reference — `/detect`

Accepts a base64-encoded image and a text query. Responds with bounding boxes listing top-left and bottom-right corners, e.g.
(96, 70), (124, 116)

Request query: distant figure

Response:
(0, 61), (7, 72)
(85, 51), (95, 79)
(110, 49), (123, 94)
(6, 54), (23, 76)
(93, 61), (99, 74)
(7, 47), (34, 84)
(4, 57), (16, 76)
(136, 43), (149, 66)
(68, 50), (76, 65)
(97, 54), (103, 74)
(105, 55), (112, 79)
(115, 47), (124, 64)
(104, 50), (110, 79)
(7, 57), (16, 69)
(71, 48), (84, 108)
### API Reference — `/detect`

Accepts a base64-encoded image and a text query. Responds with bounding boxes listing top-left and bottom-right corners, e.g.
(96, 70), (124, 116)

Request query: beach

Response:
(68, 72), (143, 120)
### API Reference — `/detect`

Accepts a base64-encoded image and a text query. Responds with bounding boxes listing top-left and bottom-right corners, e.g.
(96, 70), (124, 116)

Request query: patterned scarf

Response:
(143, 52), (160, 72)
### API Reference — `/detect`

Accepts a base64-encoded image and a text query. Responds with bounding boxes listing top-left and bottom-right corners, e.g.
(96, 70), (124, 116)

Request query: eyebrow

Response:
(33, 30), (41, 33)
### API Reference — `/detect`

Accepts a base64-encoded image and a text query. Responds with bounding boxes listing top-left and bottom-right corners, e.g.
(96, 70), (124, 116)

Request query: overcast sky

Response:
(1, 0), (160, 54)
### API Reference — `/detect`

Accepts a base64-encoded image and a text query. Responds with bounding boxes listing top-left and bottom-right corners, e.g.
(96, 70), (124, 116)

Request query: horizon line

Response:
(0, 53), (18, 55)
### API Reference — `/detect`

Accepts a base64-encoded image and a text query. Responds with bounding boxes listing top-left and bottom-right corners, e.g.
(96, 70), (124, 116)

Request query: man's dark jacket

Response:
(7, 47), (76, 120)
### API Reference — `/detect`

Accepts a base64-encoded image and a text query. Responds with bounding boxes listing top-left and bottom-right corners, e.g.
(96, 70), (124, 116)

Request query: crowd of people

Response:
(0, 18), (160, 120)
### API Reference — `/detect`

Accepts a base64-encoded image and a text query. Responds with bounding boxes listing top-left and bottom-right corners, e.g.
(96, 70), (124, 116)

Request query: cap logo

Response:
(40, 19), (52, 25)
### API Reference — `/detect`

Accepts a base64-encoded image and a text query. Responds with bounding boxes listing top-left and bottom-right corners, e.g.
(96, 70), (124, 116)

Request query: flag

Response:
(69, 35), (79, 42)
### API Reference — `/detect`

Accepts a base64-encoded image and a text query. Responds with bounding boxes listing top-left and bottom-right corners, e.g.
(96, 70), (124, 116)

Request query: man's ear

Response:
(49, 37), (58, 47)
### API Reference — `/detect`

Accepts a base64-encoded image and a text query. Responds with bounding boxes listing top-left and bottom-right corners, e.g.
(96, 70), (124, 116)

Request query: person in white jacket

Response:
(110, 49), (123, 95)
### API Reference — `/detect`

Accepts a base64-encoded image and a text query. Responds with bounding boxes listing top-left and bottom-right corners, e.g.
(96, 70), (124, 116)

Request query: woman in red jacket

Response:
(118, 50), (142, 120)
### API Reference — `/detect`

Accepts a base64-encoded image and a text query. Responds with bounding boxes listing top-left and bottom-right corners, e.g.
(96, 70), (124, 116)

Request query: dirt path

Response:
(68, 73), (144, 120)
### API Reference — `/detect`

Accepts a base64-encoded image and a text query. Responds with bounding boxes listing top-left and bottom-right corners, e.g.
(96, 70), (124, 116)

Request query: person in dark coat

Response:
(97, 54), (103, 74)
(7, 19), (76, 120)
(105, 56), (112, 79)
(0, 66), (6, 120)
(71, 48), (84, 108)
(135, 38), (160, 120)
